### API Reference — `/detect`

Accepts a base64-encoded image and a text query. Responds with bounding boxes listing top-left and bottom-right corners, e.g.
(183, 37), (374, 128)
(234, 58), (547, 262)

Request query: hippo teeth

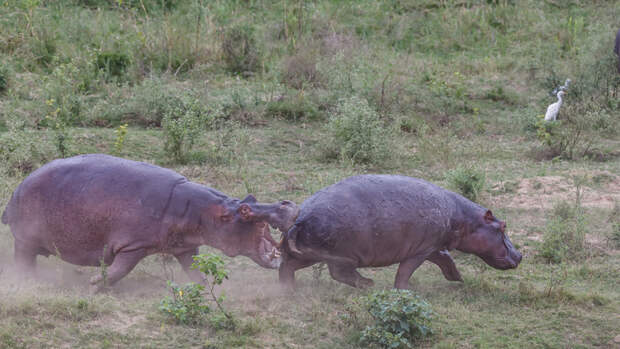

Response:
(266, 247), (281, 260)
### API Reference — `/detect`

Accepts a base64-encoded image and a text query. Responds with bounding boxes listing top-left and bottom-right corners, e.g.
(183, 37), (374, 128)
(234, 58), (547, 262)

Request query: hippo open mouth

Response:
(255, 220), (295, 269)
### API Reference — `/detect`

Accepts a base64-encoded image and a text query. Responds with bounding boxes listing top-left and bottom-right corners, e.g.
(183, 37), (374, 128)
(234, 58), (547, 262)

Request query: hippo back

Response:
(293, 175), (458, 257)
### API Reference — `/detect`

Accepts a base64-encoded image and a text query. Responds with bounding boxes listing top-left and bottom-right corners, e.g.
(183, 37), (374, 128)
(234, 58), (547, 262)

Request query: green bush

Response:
(159, 282), (210, 326)
(323, 96), (390, 165)
(162, 96), (210, 163)
(222, 24), (261, 75)
(540, 201), (587, 263)
(446, 166), (485, 202)
(361, 289), (433, 349)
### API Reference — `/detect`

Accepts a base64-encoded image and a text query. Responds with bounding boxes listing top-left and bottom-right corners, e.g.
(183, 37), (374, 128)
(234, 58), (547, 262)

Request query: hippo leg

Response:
(279, 257), (318, 289)
(174, 248), (204, 283)
(393, 256), (426, 289)
(327, 263), (374, 288)
(14, 240), (37, 272)
(426, 250), (463, 282)
(89, 249), (147, 293)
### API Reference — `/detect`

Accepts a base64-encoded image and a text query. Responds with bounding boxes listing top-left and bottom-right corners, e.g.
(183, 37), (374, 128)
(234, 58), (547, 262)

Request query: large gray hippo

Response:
(280, 175), (522, 289)
(2, 154), (299, 292)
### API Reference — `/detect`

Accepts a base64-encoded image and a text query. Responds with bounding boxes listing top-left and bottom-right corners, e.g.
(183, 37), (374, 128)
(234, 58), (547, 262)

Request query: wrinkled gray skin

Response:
(2, 154), (299, 292)
(280, 175), (522, 289)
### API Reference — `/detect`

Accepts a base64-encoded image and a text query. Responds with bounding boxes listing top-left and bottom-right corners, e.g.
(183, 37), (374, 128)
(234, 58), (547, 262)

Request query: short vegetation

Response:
(0, 0), (618, 347)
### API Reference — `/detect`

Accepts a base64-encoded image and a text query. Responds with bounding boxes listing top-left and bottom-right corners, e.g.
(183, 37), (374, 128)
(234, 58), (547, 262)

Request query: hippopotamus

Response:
(279, 175), (522, 289)
(2, 154), (299, 292)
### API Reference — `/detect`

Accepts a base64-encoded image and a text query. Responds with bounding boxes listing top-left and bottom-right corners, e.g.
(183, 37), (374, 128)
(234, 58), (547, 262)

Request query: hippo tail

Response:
(285, 224), (302, 255)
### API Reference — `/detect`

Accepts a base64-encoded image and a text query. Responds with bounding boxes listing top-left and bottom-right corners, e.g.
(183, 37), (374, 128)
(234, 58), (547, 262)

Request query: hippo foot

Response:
(287, 239), (302, 255)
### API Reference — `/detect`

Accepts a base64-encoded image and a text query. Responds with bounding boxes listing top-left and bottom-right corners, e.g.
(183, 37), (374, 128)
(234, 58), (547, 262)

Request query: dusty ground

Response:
(493, 171), (620, 210)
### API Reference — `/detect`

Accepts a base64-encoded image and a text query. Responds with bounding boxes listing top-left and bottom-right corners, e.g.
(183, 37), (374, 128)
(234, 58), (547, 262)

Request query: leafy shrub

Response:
(159, 253), (233, 328)
(96, 51), (130, 81)
(360, 289), (433, 349)
(113, 123), (128, 156)
(160, 282), (210, 326)
(222, 24), (261, 75)
(323, 96), (390, 165)
(41, 59), (100, 127)
(162, 96), (210, 163)
(446, 166), (485, 202)
(41, 99), (71, 158)
(540, 201), (587, 263)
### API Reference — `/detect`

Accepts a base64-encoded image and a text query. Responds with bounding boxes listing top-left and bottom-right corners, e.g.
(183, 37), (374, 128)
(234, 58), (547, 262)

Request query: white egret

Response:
(544, 91), (566, 121)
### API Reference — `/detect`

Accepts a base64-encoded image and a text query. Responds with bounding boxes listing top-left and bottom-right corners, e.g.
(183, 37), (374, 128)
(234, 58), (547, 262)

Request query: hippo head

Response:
(456, 210), (522, 270)
(207, 195), (300, 269)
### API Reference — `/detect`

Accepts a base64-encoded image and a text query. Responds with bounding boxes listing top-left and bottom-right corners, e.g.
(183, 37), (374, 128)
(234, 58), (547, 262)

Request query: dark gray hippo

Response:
(2, 154), (299, 292)
(280, 175), (522, 289)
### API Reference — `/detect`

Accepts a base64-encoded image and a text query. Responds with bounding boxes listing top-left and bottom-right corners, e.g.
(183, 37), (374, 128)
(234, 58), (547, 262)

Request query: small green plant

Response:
(323, 96), (390, 165)
(113, 123), (128, 155)
(44, 99), (70, 158)
(445, 166), (485, 202)
(160, 281), (211, 326)
(159, 253), (234, 328)
(540, 197), (587, 263)
(360, 289), (433, 349)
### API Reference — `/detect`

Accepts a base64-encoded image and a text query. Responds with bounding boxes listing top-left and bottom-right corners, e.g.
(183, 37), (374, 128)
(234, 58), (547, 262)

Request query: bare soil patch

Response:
(494, 171), (620, 210)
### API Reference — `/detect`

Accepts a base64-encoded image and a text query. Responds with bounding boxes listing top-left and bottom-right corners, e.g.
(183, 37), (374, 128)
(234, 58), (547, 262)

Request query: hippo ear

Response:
(241, 195), (257, 204)
(238, 203), (255, 221)
(483, 210), (494, 223)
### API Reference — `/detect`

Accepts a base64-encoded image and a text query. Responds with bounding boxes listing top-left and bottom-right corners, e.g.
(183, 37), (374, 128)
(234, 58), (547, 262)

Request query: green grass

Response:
(1, 0), (619, 348)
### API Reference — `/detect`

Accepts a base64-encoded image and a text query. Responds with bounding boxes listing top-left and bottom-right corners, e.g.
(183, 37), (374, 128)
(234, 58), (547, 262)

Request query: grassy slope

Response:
(1, 0), (619, 348)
